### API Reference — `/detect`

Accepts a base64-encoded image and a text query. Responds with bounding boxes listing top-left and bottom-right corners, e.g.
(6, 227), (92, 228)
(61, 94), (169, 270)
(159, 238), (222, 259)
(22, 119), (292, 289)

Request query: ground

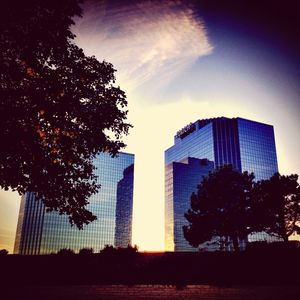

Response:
(3, 285), (300, 300)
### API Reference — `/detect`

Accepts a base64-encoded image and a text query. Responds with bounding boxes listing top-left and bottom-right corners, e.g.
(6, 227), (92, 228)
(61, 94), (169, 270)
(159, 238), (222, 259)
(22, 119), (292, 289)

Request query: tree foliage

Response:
(252, 173), (300, 242)
(183, 165), (255, 251)
(0, 249), (9, 256)
(57, 248), (75, 256)
(79, 247), (94, 256)
(0, 1), (131, 228)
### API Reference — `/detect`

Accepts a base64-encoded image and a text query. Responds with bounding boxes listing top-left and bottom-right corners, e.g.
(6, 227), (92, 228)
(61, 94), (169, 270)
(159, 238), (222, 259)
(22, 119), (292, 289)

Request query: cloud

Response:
(72, 0), (213, 92)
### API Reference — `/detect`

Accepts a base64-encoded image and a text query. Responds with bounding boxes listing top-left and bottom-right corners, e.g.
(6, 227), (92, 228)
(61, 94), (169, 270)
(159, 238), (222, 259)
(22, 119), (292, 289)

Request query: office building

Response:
(14, 152), (134, 254)
(165, 117), (279, 251)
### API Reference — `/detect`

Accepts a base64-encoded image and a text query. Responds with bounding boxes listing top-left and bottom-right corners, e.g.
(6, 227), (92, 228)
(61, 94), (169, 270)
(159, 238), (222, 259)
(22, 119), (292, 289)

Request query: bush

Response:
(246, 240), (300, 252)
(57, 248), (75, 256)
(100, 245), (117, 255)
(0, 249), (8, 256)
(99, 244), (139, 260)
(79, 248), (94, 256)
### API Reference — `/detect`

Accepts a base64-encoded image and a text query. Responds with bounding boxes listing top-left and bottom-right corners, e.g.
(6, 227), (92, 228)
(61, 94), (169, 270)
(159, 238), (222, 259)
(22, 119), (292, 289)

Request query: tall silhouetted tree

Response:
(252, 173), (300, 243)
(0, 0), (131, 228)
(183, 165), (255, 251)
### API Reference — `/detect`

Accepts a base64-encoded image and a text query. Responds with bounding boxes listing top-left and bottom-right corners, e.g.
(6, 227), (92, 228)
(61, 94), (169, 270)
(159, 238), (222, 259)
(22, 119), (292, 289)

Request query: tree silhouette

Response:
(100, 245), (117, 256)
(0, 0), (131, 228)
(252, 173), (300, 243)
(79, 247), (94, 256)
(57, 248), (75, 256)
(0, 249), (8, 256)
(183, 165), (255, 251)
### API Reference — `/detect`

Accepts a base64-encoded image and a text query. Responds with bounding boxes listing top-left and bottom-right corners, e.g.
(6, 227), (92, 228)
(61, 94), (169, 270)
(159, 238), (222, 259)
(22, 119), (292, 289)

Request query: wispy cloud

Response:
(72, 0), (213, 92)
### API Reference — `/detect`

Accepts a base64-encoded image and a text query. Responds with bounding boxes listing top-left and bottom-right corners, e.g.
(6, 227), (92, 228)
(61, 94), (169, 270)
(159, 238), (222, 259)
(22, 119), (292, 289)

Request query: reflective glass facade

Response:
(14, 152), (134, 254)
(237, 118), (278, 180)
(165, 117), (279, 251)
(166, 158), (214, 251)
(13, 193), (45, 255)
(115, 164), (134, 248)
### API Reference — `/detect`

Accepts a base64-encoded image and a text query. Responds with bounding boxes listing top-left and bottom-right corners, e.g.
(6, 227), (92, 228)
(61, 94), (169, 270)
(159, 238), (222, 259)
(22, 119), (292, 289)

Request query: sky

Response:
(1, 0), (300, 252)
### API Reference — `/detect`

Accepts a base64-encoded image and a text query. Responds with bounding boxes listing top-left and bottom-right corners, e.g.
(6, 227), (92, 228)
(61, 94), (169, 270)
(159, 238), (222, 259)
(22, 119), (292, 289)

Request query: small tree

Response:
(252, 173), (300, 243)
(183, 165), (255, 251)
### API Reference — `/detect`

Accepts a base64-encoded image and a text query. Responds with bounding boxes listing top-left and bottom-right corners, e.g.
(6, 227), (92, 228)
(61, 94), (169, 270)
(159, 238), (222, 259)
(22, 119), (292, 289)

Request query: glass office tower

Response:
(14, 152), (134, 255)
(165, 117), (279, 251)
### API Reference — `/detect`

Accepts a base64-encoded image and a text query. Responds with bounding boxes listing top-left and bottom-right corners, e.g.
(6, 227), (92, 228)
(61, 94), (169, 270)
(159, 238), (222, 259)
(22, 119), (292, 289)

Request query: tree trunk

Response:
(232, 236), (240, 252)
(283, 234), (289, 246)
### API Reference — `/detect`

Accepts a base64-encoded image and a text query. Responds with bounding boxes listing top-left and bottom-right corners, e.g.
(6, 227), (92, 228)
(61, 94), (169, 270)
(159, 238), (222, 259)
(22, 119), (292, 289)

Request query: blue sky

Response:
(1, 0), (299, 251)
